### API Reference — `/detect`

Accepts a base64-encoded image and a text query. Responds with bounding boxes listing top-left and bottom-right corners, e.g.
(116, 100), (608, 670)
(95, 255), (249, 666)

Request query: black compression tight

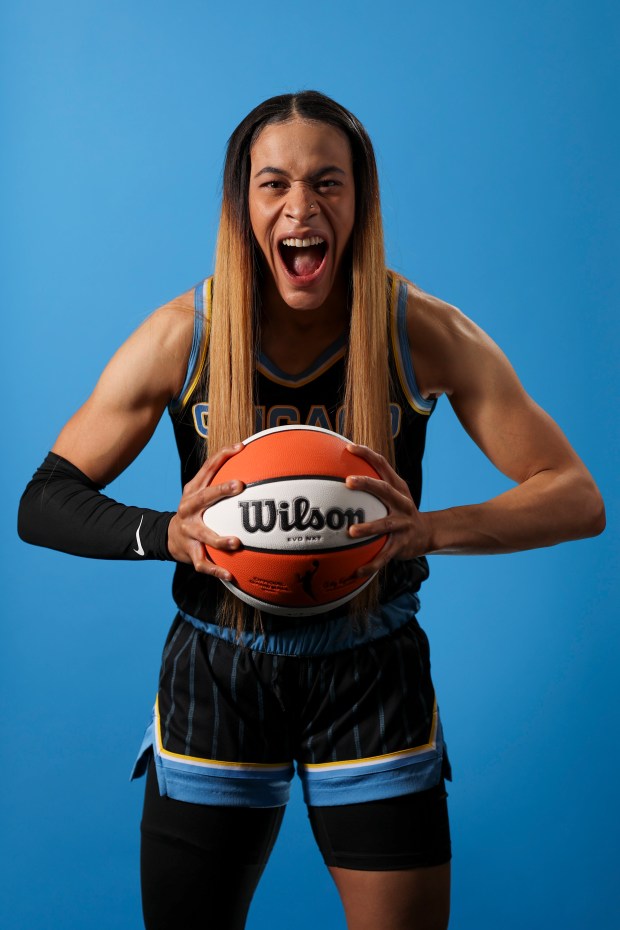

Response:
(140, 762), (284, 930)
(140, 759), (451, 928)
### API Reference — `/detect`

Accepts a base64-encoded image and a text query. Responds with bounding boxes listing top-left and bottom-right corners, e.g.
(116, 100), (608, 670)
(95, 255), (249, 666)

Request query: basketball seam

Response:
(243, 474), (349, 488)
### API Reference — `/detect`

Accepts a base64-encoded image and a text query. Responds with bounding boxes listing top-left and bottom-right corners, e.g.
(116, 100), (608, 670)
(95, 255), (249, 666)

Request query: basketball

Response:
(204, 425), (388, 616)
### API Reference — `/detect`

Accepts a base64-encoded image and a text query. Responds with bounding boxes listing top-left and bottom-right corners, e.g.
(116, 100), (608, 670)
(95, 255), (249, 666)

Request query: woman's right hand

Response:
(167, 443), (245, 579)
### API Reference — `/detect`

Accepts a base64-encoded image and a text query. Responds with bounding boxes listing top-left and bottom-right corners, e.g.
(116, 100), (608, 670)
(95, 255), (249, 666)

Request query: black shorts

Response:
(132, 603), (451, 809)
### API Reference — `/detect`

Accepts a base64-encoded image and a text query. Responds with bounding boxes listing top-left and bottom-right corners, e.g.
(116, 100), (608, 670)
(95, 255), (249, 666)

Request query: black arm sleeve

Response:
(18, 452), (175, 561)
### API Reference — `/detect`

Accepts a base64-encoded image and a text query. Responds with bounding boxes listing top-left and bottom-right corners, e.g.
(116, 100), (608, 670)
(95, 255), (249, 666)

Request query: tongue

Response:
(289, 245), (324, 277)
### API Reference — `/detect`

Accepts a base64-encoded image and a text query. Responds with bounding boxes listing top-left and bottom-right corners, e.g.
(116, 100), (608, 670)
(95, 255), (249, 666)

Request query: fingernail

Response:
(227, 538), (238, 549)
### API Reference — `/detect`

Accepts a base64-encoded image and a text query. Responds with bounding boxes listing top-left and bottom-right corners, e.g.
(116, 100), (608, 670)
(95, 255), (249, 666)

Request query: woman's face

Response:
(248, 118), (355, 311)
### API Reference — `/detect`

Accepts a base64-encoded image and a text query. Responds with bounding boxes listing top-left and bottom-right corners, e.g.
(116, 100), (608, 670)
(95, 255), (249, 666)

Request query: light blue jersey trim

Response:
(396, 281), (436, 414)
(179, 590), (421, 657)
(168, 281), (206, 412)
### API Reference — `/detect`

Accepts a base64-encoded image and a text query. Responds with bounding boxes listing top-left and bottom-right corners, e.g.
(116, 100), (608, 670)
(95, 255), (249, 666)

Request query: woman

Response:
(18, 91), (605, 930)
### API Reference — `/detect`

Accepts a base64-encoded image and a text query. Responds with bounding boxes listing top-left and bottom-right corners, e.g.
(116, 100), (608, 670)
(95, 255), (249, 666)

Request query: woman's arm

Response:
(50, 294), (194, 484)
(18, 451), (175, 560)
(18, 290), (243, 577)
(347, 286), (605, 570)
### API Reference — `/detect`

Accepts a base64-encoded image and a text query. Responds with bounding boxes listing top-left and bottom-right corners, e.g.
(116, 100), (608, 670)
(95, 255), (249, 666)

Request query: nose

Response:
(285, 181), (319, 223)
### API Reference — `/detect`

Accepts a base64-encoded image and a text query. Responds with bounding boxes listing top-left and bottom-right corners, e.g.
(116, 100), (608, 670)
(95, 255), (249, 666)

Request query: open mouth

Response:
(278, 236), (328, 279)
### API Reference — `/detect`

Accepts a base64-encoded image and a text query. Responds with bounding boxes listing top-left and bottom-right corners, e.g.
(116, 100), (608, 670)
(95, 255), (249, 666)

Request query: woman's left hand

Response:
(345, 443), (431, 576)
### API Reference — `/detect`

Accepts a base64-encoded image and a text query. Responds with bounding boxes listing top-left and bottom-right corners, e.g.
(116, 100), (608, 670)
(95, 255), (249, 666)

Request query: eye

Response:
(315, 179), (340, 190)
(260, 180), (287, 190)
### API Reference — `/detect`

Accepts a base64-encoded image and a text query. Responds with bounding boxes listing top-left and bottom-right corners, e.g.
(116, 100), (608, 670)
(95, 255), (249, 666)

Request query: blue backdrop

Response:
(2, 2), (618, 928)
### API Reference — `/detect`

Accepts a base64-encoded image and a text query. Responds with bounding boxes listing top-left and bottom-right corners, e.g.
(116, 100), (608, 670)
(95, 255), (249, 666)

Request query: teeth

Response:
(281, 236), (325, 247)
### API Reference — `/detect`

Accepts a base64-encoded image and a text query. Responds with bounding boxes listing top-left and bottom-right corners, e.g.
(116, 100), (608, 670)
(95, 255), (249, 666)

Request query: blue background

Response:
(2, 1), (618, 928)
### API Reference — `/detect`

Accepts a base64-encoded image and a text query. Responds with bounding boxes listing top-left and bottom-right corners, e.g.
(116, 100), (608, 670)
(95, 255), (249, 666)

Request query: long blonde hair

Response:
(205, 91), (393, 630)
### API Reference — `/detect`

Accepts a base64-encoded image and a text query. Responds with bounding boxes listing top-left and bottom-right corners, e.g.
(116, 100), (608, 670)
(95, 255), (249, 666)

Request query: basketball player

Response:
(18, 92), (605, 930)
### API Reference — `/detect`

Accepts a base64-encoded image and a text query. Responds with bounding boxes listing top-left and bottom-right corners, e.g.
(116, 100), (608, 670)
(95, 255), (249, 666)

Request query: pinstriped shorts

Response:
(132, 605), (450, 808)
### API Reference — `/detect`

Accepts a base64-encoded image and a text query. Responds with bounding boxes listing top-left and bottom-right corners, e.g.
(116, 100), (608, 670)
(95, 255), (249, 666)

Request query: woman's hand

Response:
(167, 444), (245, 580)
(345, 443), (431, 576)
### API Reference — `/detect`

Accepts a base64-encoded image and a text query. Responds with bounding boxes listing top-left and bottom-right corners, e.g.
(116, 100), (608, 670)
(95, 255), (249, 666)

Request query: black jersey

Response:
(168, 275), (437, 624)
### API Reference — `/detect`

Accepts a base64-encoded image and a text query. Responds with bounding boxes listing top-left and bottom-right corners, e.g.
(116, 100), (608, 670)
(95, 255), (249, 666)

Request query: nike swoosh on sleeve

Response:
(133, 515), (145, 556)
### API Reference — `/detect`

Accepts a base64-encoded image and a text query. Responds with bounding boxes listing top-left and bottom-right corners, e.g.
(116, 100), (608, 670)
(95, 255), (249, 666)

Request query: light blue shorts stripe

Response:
(132, 710), (295, 807)
(132, 704), (448, 808)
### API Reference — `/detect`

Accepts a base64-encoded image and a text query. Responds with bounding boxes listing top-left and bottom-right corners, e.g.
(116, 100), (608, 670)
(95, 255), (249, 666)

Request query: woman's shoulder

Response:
(392, 274), (496, 398)
(391, 274), (468, 338)
(134, 286), (199, 393)
(147, 286), (197, 349)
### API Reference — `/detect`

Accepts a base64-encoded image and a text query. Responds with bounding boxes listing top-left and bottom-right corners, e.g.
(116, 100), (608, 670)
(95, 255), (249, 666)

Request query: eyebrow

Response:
(253, 165), (347, 180)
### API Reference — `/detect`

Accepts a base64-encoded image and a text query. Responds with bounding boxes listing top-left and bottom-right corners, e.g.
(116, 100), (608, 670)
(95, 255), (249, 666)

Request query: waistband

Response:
(179, 590), (421, 657)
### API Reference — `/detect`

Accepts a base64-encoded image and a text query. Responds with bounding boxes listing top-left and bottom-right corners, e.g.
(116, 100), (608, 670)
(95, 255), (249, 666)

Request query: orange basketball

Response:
(204, 425), (388, 616)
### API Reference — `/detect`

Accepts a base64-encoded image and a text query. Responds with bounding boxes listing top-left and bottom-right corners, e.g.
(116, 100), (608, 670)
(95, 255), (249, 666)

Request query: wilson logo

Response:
(239, 497), (365, 534)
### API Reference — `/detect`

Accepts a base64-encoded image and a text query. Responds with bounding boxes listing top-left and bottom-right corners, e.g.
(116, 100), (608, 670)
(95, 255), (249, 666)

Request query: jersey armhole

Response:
(168, 277), (212, 413)
(390, 277), (437, 416)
